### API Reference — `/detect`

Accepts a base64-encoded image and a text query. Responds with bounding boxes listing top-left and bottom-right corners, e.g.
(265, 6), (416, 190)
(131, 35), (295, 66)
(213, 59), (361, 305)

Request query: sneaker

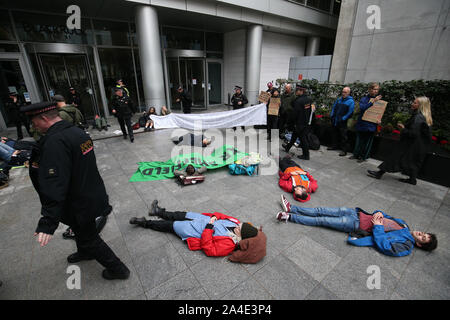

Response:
(280, 194), (291, 212)
(276, 211), (289, 222)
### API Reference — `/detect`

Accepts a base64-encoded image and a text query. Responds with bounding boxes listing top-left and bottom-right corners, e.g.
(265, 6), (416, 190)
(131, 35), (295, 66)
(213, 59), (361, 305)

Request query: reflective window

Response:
(97, 48), (138, 107)
(93, 19), (130, 46)
(13, 11), (93, 44)
(307, 0), (332, 12)
(206, 32), (223, 52)
(162, 27), (204, 50)
(333, 0), (341, 16)
(0, 44), (20, 52)
(0, 10), (15, 41)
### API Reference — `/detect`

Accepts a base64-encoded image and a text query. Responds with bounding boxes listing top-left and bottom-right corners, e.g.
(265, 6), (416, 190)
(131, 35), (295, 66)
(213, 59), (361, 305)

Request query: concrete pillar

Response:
(305, 36), (320, 56)
(245, 25), (263, 106)
(135, 5), (166, 113)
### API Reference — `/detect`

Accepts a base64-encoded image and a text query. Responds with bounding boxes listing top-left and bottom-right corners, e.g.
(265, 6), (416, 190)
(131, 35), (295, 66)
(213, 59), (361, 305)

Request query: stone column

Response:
(305, 36), (320, 56)
(245, 25), (263, 106)
(135, 5), (166, 113)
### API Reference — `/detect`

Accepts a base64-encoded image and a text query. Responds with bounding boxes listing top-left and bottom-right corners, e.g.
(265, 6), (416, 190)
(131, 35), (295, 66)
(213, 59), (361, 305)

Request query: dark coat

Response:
(111, 95), (135, 118)
(177, 91), (192, 112)
(67, 92), (82, 107)
(231, 92), (248, 110)
(5, 98), (24, 123)
(292, 94), (313, 129)
(29, 120), (112, 235)
(355, 95), (378, 132)
(379, 110), (432, 177)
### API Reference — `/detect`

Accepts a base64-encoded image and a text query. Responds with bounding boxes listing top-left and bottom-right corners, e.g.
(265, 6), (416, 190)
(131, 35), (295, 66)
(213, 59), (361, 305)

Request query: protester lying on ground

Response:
(174, 164), (207, 185)
(0, 140), (32, 166)
(172, 133), (212, 147)
(130, 200), (266, 263)
(278, 155), (317, 202)
(93, 114), (109, 132)
(276, 197), (437, 257)
(2, 136), (37, 151)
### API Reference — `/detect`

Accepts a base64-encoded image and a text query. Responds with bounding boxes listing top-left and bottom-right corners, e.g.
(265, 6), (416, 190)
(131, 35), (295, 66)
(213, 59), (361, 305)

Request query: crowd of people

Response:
(0, 77), (439, 288)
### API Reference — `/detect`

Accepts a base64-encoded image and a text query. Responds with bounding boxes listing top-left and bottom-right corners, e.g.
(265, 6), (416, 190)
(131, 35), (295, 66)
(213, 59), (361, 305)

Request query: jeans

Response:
(0, 143), (16, 162)
(289, 206), (359, 233)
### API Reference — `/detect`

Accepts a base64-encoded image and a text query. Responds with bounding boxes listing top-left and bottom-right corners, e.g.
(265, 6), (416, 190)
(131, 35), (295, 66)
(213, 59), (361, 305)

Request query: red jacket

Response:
(278, 168), (318, 202)
(186, 212), (241, 257)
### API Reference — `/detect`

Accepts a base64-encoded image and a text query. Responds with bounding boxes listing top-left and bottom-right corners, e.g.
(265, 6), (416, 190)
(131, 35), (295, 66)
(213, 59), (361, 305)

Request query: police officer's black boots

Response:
(67, 252), (95, 263)
(129, 216), (148, 227)
(149, 199), (165, 217)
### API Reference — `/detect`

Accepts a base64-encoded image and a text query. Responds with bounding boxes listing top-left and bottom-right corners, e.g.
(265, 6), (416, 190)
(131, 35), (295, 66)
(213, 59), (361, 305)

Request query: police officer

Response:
(231, 85), (248, 131)
(282, 84), (313, 160)
(6, 92), (30, 140)
(116, 79), (130, 97)
(175, 86), (192, 114)
(111, 87), (136, 143)
(22, 101), (130, 280)
(66, 87), (86, 125)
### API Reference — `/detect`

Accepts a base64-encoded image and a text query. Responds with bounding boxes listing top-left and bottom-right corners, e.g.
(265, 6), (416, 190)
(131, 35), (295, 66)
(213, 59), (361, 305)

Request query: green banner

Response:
(129, 145), (248, 182)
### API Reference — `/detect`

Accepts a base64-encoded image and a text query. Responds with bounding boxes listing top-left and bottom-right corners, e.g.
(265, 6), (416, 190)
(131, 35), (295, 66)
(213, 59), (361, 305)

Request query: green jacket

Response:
(59, 104), (84, 126)
(280, 91), (296, 117)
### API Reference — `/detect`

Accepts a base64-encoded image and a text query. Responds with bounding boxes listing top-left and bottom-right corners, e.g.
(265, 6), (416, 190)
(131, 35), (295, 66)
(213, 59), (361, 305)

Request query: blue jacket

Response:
(347, 209), (415, 257)
(355, 95), (378, 132)
(330, 96), (355, 127)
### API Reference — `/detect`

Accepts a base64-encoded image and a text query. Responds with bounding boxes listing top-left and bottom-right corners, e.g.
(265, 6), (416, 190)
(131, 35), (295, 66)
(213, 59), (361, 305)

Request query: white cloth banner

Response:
(150, 103), (267, 130)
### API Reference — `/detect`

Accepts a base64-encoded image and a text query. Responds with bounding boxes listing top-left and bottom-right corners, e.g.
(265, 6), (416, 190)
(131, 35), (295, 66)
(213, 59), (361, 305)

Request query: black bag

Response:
(306, 131), (320, 150)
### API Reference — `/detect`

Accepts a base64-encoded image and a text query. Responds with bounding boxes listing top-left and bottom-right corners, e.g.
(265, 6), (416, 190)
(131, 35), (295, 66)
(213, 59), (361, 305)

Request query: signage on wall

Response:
(23, 92), (31, 103)
(298, 74), (303, 80)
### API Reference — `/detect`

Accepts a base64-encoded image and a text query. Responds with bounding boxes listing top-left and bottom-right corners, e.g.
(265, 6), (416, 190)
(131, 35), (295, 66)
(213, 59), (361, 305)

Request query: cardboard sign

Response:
(362, 100), (388, 123)
(258, 91), (271, 103)
(268, 97), (281, 116)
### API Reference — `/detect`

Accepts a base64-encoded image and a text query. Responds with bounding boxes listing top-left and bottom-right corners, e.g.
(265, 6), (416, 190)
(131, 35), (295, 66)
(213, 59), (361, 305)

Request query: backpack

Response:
(306, 131), (320, 150)
(60, 108), (85, 129)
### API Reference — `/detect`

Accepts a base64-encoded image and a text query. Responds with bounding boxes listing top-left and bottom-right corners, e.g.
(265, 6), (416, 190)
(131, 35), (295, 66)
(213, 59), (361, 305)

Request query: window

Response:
(307, 0), (332, 12)
(162, 26), (204, 50)
(0, 10), (15, 41)
(93, 20), (130, 46)
(206, 32), (223, 52)
(333, 0), (341, 16)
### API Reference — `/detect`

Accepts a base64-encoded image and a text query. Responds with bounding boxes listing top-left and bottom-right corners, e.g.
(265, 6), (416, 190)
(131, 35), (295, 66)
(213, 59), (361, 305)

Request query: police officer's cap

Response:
(295, 83), (308, 91)
(234, 85), (242, 90)
(9, 92), (18, 96)
(113, 87), (123, 92)
(52, 94), (65, 102)
(20, 101), (58, 116)
(69, 87), (75, 90)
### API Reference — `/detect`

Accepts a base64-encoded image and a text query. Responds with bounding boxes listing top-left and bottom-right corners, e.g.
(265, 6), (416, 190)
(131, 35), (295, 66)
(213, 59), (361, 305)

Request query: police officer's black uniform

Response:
(176, 88), (192, 114)
(283, 86), (313, 160)
(6, 94), (30, 140)
(23, 102), (130, 280)
(111, 89), (136, 142)
(231, 86), (248, 130)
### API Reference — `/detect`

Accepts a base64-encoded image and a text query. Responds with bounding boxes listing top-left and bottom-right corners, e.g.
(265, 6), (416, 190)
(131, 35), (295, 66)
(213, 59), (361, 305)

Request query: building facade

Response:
(329, 0), (450, 83)
(0, 0), (340, 130)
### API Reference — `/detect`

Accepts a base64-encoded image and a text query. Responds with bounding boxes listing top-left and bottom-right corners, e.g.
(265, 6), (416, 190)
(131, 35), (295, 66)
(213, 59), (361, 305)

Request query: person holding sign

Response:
(367, 97), (433, 185)
(266, 87), (281, 141)
(350, 82), (383, 162)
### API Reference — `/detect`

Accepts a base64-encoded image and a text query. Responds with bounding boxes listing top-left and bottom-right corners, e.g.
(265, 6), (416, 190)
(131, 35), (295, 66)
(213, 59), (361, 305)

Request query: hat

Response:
(295, 83), (307, 90)
(234, 85), (242, 90)
(20, 101), (58, 116)
(69, 87), (75, 90)
(240, 222), (258, 240)
(9, 92), (17, 96)
(113, 87), (123, 92)
(52, 94), (65, 102)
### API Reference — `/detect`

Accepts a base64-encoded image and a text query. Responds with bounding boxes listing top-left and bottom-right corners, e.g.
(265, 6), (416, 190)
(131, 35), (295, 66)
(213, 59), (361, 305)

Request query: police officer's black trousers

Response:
(117, 116), (134, 140)
(285, 126), (310, 158)
(143, 211), (189, 234)
(71, 221), (125, 272)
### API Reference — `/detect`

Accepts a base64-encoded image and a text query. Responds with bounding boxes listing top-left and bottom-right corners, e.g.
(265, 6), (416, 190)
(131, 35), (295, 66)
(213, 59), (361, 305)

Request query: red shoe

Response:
(276, 211), (289, 222)
(281, 194), (291, 212)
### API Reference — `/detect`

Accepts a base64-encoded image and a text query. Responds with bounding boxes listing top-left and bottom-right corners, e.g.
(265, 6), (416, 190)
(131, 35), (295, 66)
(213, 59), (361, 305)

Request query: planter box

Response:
(314, 123), (450, 187)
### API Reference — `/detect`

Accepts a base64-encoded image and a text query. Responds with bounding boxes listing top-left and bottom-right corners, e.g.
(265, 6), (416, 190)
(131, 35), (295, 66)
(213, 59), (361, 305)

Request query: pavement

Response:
(0, 106), (449, 300)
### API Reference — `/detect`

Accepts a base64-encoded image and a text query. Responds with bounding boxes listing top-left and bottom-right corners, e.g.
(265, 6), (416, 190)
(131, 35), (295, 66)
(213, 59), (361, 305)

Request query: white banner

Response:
(150, 103), (267, 130)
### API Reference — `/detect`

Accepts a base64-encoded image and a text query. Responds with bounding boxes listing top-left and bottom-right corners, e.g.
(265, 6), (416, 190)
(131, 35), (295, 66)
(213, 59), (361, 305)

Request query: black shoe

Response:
(63, 228), (76, 240)
(367, 170), (382, 179)
(339, 151), (347, 156)
(123, 135), (127, 140)
(102, 265), (130, 280)
(399, 178), (417, 185)
(357, 158), (366, 163)
(327, 147), (338, 151)
(297, 154), (310, 160)
(67, 252), (95, 263)
(95, 215), (108, 234)
(130, 138), (134, 143)
(349, 155), (358, 160)
(149, 200), (165, 216)
(129, 216), (147, 227)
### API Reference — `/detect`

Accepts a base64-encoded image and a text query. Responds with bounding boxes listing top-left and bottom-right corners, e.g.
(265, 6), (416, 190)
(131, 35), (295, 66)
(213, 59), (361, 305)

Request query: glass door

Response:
(207, 61), (222, 105)
(38, 54), (99, 119)
(166, 57), (207, 110)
